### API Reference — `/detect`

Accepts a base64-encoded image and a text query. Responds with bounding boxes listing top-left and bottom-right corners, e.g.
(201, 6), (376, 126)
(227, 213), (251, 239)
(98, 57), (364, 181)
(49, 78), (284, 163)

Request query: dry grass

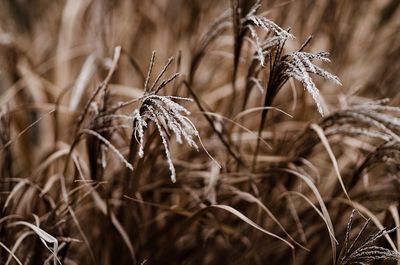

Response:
(0, 0), (400, 264)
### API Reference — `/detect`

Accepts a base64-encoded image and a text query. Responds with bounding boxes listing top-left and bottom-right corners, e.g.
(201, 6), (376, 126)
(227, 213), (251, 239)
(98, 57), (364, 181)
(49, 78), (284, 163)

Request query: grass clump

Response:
(0, 0), (400, 264)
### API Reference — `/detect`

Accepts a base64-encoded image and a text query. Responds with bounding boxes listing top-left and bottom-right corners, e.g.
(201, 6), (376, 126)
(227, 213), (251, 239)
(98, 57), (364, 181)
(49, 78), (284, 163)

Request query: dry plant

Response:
(0, 0), (399, 264)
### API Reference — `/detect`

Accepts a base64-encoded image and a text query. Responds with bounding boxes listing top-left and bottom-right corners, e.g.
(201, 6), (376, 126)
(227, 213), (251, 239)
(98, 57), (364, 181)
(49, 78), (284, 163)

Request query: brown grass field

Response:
(0, 0), (400, 264)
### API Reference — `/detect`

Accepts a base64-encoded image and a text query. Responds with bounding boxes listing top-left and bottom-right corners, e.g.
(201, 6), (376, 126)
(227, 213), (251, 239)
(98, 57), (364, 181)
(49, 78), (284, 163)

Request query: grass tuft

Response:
(0, 0), (399, 264)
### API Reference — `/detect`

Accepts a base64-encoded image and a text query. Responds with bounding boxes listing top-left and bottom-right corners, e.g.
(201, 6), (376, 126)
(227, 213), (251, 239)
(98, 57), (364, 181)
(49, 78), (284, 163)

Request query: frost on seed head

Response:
(132, 95), (199, 183)
(323, 98), (400, 142)
(128, 52), (219, 183)
(244, 2), (293, 67)
(282, 51), (341, 116)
